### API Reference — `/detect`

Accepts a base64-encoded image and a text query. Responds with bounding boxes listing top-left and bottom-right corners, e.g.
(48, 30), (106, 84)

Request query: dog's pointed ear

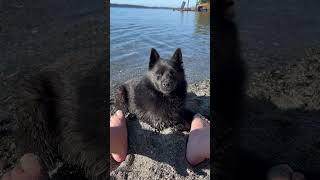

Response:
(149, 48), (160, 70)
(171, 48), (183, 65)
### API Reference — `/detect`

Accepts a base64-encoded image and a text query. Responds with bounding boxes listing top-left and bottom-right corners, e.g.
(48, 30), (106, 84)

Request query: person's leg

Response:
(186, 114), (210, 165)
(1, 153), (48, 180)
(110, 110), (128, 162)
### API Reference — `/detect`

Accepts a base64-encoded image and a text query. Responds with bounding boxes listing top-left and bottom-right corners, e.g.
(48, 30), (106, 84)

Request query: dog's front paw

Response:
(114, 85), (129, 115)
(175, 123), (190, 132)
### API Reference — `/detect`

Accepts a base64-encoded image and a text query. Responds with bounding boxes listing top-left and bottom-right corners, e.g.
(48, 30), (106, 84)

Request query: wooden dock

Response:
(173, 8), (194, 11)
(173, 0), (195, 11)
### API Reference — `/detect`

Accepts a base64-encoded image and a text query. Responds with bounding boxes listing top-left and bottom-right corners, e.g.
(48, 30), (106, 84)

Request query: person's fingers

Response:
(266, 164), (293, 180)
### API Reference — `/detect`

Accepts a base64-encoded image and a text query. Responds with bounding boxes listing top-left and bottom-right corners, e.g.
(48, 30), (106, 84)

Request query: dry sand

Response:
(109, 80), (211, 180)
(0, 79), (210, 179)
(239, 51), (320, 179)
(2, 0), (320, 179)
(234, 1), (320, 179)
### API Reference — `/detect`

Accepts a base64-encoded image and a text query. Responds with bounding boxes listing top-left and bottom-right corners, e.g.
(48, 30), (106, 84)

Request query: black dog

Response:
(14, 59), (108, 180)
(114, 48), (194, 131)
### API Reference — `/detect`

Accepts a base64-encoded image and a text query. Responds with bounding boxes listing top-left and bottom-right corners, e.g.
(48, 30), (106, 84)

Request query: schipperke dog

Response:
(114, 48), (194, 130)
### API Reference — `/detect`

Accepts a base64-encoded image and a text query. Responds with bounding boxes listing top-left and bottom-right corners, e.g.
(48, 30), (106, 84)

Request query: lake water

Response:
(110, 7), (210, 87)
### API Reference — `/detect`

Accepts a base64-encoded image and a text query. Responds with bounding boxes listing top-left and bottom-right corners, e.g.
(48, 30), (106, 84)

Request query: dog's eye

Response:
(156, 73), (161, 80)
(156, 70), (163, 76)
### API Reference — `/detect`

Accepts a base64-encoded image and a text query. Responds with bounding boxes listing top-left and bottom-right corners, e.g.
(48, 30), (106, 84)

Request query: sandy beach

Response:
(109, 79), (210, 180)
(1, 0), (320, 179)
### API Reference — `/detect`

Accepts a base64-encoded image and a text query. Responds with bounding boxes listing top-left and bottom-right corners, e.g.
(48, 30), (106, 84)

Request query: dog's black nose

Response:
(162, 81), (171, 88)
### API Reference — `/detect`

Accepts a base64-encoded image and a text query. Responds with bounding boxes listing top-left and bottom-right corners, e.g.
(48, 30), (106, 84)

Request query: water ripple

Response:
(111, 8), (210, 83)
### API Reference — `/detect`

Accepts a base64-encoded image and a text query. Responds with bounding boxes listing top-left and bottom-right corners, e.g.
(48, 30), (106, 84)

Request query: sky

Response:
(110, 0), (197, 8)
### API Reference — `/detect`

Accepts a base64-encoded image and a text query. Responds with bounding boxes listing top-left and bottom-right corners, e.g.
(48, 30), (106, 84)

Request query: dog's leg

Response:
(176, 109), (196, 131)
(114, 85), (130, 116)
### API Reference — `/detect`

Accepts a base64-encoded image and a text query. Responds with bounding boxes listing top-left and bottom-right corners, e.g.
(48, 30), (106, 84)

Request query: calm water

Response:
(110, 7), (210, 87)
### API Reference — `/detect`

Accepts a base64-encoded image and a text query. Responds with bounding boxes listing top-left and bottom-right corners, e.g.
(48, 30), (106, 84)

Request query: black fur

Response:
(115, 48), (193, 130)
(14, 59), (108, 180)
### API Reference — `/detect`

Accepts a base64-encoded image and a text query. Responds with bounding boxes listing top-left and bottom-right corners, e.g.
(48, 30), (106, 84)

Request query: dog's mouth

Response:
(161, 88), (172, 94)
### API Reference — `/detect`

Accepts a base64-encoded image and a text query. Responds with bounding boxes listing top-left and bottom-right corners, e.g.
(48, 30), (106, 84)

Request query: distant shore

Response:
(110, 3), (174, 10)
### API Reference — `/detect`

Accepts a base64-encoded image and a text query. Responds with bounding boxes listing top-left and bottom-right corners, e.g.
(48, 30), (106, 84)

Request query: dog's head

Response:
(147, 48), (186, 95)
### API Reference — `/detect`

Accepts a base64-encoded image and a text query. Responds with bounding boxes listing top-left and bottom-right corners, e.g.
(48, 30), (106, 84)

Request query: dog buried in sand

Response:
(114, 48), (196, 131)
